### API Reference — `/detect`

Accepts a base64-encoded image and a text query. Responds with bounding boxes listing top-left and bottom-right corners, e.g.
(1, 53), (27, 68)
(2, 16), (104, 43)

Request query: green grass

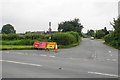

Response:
(1, 41), (81, 50)
(94, 38), (104, 40)
(1, 45), (36, 50)
(58, 41), (80, 49)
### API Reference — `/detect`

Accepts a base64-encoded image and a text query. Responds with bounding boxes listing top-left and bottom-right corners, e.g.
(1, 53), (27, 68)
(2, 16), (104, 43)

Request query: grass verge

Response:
(1, 41), (81, 50)
(94, 39), (104, 40)
(1, 45), (37, 50)
(58, 41), (80, 49)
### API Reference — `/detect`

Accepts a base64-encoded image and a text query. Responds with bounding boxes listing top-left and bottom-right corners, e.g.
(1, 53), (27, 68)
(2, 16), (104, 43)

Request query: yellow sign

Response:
(48, 42), (57, 45)
(46, 45), (55, 49)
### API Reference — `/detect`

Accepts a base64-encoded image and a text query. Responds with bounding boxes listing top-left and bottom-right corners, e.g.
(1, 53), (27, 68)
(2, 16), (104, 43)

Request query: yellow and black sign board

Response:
(46, 45), (55, 49)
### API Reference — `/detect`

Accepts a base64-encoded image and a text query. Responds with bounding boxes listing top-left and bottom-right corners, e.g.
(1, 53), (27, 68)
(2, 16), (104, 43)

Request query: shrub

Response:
(95, 30), (105, 39)
(1, 34), (8, 40)
(24, 33), (45, 40)
(2, 33), (20, 40)
(50, 32), (76, 45)
(104, 31), (120, 48)
(2, 38), (49, 45)
(67, 31), (80, 42)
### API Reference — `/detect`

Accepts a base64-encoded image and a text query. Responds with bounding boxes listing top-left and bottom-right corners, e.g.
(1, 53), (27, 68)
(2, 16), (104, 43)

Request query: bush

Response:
(104, 31), (120, 48)
(104, 34), (112, 43)
(67, 31), (80, 42)
(24, 33), (45, 40)
(1, 33), (45, 40)
(50, 32), (76, 45)
(95, 30), (105, 39)
(2, 33), (20, 40)
(2, 38), (49, 45)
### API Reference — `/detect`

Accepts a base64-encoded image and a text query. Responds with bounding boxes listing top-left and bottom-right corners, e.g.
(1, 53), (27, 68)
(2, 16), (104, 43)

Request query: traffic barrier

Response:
(33, 41), (58, 52)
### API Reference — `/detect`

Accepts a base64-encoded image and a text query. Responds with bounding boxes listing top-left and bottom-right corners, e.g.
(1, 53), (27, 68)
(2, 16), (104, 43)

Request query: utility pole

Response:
(48, 22), (52, 34)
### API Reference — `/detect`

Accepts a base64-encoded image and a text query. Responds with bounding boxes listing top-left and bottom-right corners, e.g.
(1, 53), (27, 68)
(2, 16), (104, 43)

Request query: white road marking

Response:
(108, 51), (113, 56)
(17, 53), (24, 55)
(40, 55), (47, 56)
(106, 59), (110, 60)
(49, 55), (56, 57)
(1, 60), (42, 67)
(88, 71), (118, 77)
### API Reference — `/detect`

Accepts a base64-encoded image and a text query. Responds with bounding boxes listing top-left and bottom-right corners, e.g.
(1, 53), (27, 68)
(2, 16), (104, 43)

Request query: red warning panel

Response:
(39, 42), (48, 48)
(33, 41), (48, 48)
(33, 41), (41, 48)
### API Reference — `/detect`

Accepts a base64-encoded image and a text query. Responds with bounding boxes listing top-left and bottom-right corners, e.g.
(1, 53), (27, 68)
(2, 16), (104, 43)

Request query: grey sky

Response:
(1, 0), (119, 33)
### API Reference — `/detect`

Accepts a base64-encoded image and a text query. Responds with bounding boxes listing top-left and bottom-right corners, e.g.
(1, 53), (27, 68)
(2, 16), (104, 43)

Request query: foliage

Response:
(102, 27), (109, 35)
(50, 32), (77, 45)
(95, 30), (105, 39)
(2, 33), (20, 40)
(1, 33), (45, 40)
(104, 17), (120, 49)
(1, 31), (82, 49)
(110, 18), (120, 31)
(24, 33), (45, 40)
(1, 24), (16, 34)
(86, 29), (95, 37)
(85, 27), (109, 39)
(58, 18), (83, 36)
(58, 41), (80, 49)
(2, 38), (49, 45)
(66, 31), (80, 42)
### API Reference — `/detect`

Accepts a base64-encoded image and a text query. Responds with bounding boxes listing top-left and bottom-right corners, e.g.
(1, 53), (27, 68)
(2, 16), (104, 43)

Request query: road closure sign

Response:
(33, 41), (57, 49)
(46, 42), (57, 49)
(33, 41), (47, 48)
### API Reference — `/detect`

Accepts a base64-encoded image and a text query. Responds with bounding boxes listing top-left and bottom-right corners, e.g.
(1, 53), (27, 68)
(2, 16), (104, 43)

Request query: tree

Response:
(1, 24), (16, 34)
(104, 17), (120, 48)
(86, 29), (95, 37)
(58, 18), (83, 36)
(102, 27), (109, 35)
(95, 30), (105, 39)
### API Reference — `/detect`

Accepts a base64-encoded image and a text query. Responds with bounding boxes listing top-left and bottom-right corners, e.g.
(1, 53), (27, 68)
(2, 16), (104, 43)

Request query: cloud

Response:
(1, 0), (119, 33)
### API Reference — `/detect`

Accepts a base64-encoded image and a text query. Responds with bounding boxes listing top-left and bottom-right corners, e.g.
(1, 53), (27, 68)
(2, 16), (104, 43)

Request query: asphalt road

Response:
(1, 38), (118, 78)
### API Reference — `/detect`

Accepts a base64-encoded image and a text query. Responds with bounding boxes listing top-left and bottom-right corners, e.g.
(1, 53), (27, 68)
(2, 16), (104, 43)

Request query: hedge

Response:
(1, 33), (45, 40)
(1, 32), (81, 46)
(50, 32), (77, 45)
(2, 39), (49, 45)
(66, 31), (80, 42)
(104, 31), (120, 49)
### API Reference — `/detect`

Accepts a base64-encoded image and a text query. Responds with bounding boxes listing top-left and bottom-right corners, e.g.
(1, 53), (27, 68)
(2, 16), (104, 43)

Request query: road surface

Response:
(1, 38), (118, 78)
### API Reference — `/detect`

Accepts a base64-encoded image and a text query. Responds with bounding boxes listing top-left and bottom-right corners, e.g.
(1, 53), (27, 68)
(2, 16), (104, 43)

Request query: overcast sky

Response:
(1, 0), (119, 33)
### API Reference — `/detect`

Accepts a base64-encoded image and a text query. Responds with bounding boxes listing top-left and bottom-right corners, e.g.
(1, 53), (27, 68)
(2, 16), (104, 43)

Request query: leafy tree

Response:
(86, 29), (95, 37)
(58, 18), (83, 36)
(111, 18), (120, 31)
(102, 27), (109, 35)
(107, 17), (120, 48)
(95, 30), (105, 39)
(1, 24), (16, 34)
